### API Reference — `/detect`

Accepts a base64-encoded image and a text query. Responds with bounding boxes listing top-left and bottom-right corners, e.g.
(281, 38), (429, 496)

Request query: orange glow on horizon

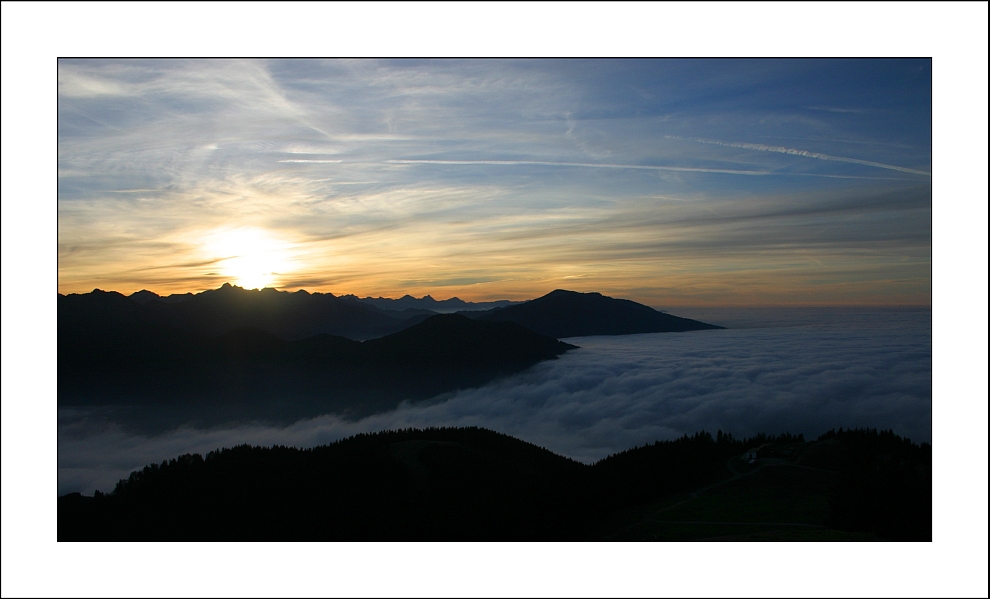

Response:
(198, 227), (295, 291)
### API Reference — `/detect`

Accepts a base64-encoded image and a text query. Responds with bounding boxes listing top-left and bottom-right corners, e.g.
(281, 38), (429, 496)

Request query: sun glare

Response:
(202, 227), (294, 289)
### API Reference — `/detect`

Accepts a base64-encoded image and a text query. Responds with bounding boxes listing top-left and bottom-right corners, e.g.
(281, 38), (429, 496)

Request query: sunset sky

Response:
(7, 1), (987, 594)
(57, 59), (932, 305)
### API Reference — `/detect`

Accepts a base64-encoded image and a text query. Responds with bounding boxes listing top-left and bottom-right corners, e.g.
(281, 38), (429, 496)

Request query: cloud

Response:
(57, 67), (130, 98)
(58, 308), (931, 495)
(56, 60), (932, 303)
(56, 169), (931, 304)
(386, 159), (773, 176)
(670, 136), (932, 177)
(278, 159), (343, 163)
(384, 159), (912, 180)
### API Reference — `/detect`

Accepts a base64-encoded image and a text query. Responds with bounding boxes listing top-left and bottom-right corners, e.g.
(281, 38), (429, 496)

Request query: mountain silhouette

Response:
(475, 289), (723, 338)
(59, 285), (721, 345)
(58, 285), (717, 426)
(59, 284), (431, 342)
(59, 312), (575, 423)
(341, 293), (521, 314)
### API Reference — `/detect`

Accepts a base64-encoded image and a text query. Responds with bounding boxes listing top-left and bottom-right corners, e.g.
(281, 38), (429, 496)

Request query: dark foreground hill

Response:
(474, 289), (722, 338)
(59, 313), (575, 423)
(59, 427), (930, 541)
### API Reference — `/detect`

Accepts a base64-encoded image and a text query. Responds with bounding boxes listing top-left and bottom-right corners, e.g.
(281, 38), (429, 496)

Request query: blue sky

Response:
(57, 59), (932, 305)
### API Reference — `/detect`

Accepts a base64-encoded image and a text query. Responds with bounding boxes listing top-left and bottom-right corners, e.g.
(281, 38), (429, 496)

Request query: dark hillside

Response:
(477, 289), (722, 338)
(58, 427), (590, 541)
(58, 427), (930, 541)
(58, 313), (575, 421)
(363, 313), (575, 365)
(821, 428), (931, 541)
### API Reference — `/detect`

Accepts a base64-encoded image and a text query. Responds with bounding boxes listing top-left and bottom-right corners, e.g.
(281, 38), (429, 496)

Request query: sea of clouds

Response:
(58, 307), (931, 496)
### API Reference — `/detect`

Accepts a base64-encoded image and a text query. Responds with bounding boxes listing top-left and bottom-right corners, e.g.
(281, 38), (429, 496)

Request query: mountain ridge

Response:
(60, 285), (723, 341)
(58, 285), (721, 425)
(60, 283), (426, 341)
(340, 292), (521, 314)
(474, 289), (723, 338)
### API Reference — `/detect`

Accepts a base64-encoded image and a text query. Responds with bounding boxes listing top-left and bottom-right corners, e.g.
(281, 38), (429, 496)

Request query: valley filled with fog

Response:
(58, 307), (931, 496)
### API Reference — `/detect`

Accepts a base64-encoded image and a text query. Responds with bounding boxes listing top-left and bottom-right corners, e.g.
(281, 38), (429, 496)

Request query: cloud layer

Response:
(58, 308), (931, 495)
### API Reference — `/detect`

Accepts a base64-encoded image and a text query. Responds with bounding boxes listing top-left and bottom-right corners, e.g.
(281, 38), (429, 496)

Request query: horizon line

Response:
(56, 282), (933, 309)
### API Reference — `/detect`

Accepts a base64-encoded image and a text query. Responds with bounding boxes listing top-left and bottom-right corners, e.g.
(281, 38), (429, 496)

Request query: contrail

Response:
(669, 136), (931, 177)
(384, 159), (916, 180)
(386, 160), (771, 176)
(279, 159), (343, 164)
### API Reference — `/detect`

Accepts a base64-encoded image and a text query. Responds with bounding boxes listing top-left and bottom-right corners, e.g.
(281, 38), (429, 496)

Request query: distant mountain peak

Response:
(479, 289), (722, 338)
(215, 282), (250, 293)
(353, 293), (520, 314)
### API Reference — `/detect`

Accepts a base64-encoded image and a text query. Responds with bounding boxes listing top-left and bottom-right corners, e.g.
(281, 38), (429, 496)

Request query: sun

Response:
(202, 227), (293, 289)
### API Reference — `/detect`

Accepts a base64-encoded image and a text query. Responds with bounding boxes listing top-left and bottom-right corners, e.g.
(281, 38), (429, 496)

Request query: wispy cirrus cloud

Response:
(385, 159), (921, 181)
(278, 159), (343, 163)
(386, 159), (772, 175)
(58, 59), (932, 304)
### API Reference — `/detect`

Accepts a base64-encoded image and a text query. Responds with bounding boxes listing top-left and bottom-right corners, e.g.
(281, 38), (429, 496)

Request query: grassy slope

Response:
(593, 458), (880, 541)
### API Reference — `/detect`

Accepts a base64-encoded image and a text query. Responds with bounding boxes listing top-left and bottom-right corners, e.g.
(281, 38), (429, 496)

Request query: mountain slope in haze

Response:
(58, 312), (576, 423)
(342, 293), (522, 314)
(475, 289), (723, 338)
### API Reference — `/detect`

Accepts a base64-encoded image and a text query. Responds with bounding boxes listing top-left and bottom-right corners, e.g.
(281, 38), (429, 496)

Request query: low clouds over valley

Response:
(58, 307), (931, 495)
